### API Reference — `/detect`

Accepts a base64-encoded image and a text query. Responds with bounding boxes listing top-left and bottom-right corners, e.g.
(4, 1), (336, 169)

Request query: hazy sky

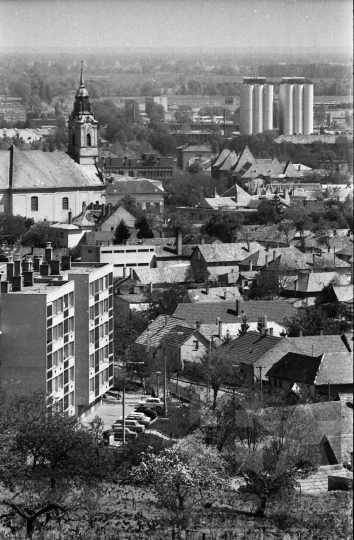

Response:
(0, 0), (352, 53)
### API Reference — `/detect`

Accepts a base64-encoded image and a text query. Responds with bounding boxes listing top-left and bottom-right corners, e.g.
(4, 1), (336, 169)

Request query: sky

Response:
(0, 0), (352, 53)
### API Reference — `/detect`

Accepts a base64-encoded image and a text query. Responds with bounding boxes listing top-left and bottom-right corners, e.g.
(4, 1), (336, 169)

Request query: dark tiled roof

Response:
(163, 325), (197, 347)
(221, 331), (283, 366)
(133, 265), (194, 285)
(136, 315), (194, 348)
(173, 300), (297, 325)
(287, 335), (352, 355)
(266, 352), (323, 385)
(284, 272), (350, 293)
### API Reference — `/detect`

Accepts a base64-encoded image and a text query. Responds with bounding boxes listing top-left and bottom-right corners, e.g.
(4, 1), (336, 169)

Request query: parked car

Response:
(127, 413), (151, 425)
(138, 397), (164, 409)
(134, 406), (158, 419)
(113, 419), (145, 433)
(111, 427), (137, 440)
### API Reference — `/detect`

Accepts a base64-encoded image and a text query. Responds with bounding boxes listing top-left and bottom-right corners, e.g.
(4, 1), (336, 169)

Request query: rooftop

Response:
(195, 242), (263, 263)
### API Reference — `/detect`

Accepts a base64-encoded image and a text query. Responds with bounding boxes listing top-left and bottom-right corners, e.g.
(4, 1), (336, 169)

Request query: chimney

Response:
(176, 229), (182, 256)
(23, 271), (34, 287)
(14, 259), (22, 276)
(33, 256), (42, 272)
(299, 329), (303, 337)
(249, 260), (253, 271)
(196, 321), (201, 330)
(61, 255), (71, 271)
(294, 279), (298, 295)
(313, 253), (316, 267)
(269, 327), (273, 336)
(263, 315), (268, 329)
(218, 319), (223, 339)
(22, 260), (32, 272)
(40, 263), (49, 276)
(235, 299), (240, 315)
(123, 267), (128, 279)
(319, 329), (324, 336)
(265, 255), (269, 267)
(341, 333), (352, 352)
(273, 250), (277, 261)
(68, 210), (72, 224)
(130, 268), (134, 279)
(50, 260), (60, 275)
(12, 275), (22, 292)
(347, 229), (351, 237)
(0, 281), (9, 294)
(45, 242), (53, 264)
(333, 247), (336, 267)
(6, 262), (14, 281)
(149, 282), (153, 293)
(265, 243), (269, 252)
(82, 201), (87, 214)
(264, 328), (269, 335)
(201, 237), (204, 244)
(30, 245), (34, 255)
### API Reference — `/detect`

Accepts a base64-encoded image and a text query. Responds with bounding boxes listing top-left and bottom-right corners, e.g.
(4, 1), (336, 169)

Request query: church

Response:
(0, 66), (105, 222)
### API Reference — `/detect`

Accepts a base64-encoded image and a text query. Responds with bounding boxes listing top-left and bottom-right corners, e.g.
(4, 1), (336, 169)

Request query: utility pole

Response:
(328, 379), (331, 402)
(257, 366), (266, 401)
(123, 350), (126, 444)
(163, 338), (167, 418)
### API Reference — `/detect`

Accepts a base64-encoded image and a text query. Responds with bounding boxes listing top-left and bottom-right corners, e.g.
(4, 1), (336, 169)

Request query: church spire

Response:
(79, 60), (84, 87)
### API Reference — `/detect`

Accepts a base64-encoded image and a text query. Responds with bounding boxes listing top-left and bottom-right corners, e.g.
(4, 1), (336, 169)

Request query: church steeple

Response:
(67, 62), (98, 165)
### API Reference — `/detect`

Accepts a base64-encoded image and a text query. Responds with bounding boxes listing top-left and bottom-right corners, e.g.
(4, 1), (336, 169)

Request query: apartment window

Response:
(89, 353), (95, 368)
(69, 367), (74, 382)
(89, 378), (95, 393)
(31, 196), (38, 211)
(47, 380), (52, 394)
(53, 348), (63, 367)
(103, 298), (109, 312)
(62, 197), (69, 210)
(63, 294), (69, 309)
(68, 391), (74, 407)
(89, 283), (95, 297)
(99, 369), (108, 386)
(193, 341), (199, 351)
(104, 275), (109, 290)
(104, 322), (109, 336)
(104, 345), (109, 360)
(64, 342), (74, 359)
(53, 298), (63, 316)
(68, 292), (74, 307)
(68, 317), (74, 333)
(53, 323), (63, 341)
(54, 374), (63, 392)
(89, 330), (95, 344)
(47, 354), (52, 370)
(89, 306), (95, 320)
(99, 324), (104, 339)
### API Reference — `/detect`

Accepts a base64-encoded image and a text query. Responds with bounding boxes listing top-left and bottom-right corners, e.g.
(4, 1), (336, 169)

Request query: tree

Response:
(114, 310), (149, 358)
(0, 392), (112, 539)
(238, 315), (250, 336)
(277, 219), (294, 244)
(113, 219), (130, 245)
(248, 271), (279, 300)
(284, 205), (314, 252)
(198, 345), (234, 409)
(0, 213), (30, 244)
(135, 214), (154, 239)
(256, 199), (280, 225)
(22, 220), (55, 248)
(130, 441), (227, 512)
(283, 305), (347, 336)
(145, 282), (191, 317)
(201, 213), (244, 242)
(117, 194), (140, 217)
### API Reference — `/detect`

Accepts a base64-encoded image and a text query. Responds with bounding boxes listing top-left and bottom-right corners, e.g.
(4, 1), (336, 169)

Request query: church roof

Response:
(0, 146), (103, 190)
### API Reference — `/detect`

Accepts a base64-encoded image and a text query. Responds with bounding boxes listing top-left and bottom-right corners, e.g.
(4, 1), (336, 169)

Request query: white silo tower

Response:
(240, 83), (254, 135)
(293, 84), (304, 134)
(303, 83), (314, 135)
(253, 84), (263, 134)
(282, 83), (294, 136)
(263, 84), (273, 131)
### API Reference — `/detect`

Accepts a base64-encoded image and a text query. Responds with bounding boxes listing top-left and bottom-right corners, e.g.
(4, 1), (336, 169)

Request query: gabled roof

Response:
(173, 299), (297, 325)
(163, 325), (200, 347)
(266, 352), (323, 385)
(184, 286), (242, 304)
(194, 242), (263, 263)
(212, 148), (231, 168)
(239, 246), (301, 268)
(284, 272), (350, 293)
(95, 205), (137, 228)
(315, 352), (353, 386)
(233, 146), (256, 172)
(336, 244), (354, 257)
(219, 151), (239, 171)
(332, 285), (354, 303)
(132, 265), (194, 285)
(135, 315), (195, 348)
(287, 334), (352, 355)
(238, 224), (297, 244)
(0, 145), (103, 189)
(221, 331), (284, 366)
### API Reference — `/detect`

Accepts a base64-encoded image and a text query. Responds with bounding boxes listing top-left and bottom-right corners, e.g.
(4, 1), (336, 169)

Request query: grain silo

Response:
(240, 83), (254, 135)
(293, 84), (304, 134)
(253, 84), (263, 134)
(303, 83), (314, 135)
(263, 84), (273, 131)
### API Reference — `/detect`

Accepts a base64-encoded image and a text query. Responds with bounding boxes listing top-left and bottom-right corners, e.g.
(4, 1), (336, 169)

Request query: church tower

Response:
(67, 63), (98, 165)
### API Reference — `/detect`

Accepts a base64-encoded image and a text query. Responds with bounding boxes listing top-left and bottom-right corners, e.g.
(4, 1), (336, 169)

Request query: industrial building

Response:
(240, 77), (273, 135)
(279, 77), (314, 136)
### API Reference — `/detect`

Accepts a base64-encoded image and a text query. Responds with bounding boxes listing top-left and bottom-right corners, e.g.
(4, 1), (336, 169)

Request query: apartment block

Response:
(81, 244), (156, 278)
(0, 273), (76, 416)
(66, 262), (114, 415)
(0, 245), (114, 416)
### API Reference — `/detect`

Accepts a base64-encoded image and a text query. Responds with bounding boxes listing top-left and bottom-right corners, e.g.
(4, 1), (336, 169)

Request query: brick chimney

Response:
(265, 255), (269, 267)
(61, 255), (71, 271)
(6, 262), (14, 281)
(176, 229), (182, 256)
(33, 256), (43, 272)
(235, 299), (240, 315)
(196, 321), (201, 330)
(82, 201), (87, 215)
(218, 319), (223, 339)
(269, 327), (273, 336)
(40, 263), (49, 276)
(249, 260), (253, 271)
(50, 260), (60, 275)
(123, 267), (128, 279)
(68, 210), (72, 224)
(45, 242), (53, 264)
(12, 274), (22, 292)
(14, 259), (22, 276)
(273, 250), (277, 260)
(0, 281), (9, 294)
(23, 271), (34, 287)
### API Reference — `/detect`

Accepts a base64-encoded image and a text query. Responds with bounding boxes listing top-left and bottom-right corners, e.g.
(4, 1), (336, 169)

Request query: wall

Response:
(12, 188), (104, 222)
(105, 190), (164, 214)
(51, 227), (85, 249)
(81, 245), (156, 278)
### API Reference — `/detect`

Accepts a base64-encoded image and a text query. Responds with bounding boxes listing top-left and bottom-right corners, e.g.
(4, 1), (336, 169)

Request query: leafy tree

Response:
(197, 345), (234, 409)
(117, 194), (141, 217)
(283, 305), (348, 336)
(0, 392), (112, 539)
(248, 271), (279, 300)
(256, 199), (281, 225)
(238, 315), (250, 336)
(0, 213), (30, 244)
(135, 214), (154, 238)
(114, 310), (149, 358)
(145, 282), (190, 317)
(22, 220), (55, 248)
(113, 219), (130, 245)
(277, 219), (294, 244)
(201, 213), (244, 242)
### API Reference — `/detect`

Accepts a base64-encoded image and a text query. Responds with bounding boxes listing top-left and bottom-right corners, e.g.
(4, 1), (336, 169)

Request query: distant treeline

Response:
(258, 63), (351, 80)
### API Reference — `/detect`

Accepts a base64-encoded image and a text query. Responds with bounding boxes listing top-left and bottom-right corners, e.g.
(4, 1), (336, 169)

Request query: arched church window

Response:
(62, 197), (69, 210)
(87, 133), (91, 147)
(31, 196), (38, 211)
(72, 134), (75, 146)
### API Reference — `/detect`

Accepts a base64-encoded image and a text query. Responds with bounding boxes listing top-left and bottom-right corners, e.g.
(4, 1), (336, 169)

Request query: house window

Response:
(62, 197), (69, 210)
(87, 134), (91, 147)
(274, 378), (277, 387)
(193, 340), (199, 351)
(31, 196), (38, 211)
(72, 134), (75, 146)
